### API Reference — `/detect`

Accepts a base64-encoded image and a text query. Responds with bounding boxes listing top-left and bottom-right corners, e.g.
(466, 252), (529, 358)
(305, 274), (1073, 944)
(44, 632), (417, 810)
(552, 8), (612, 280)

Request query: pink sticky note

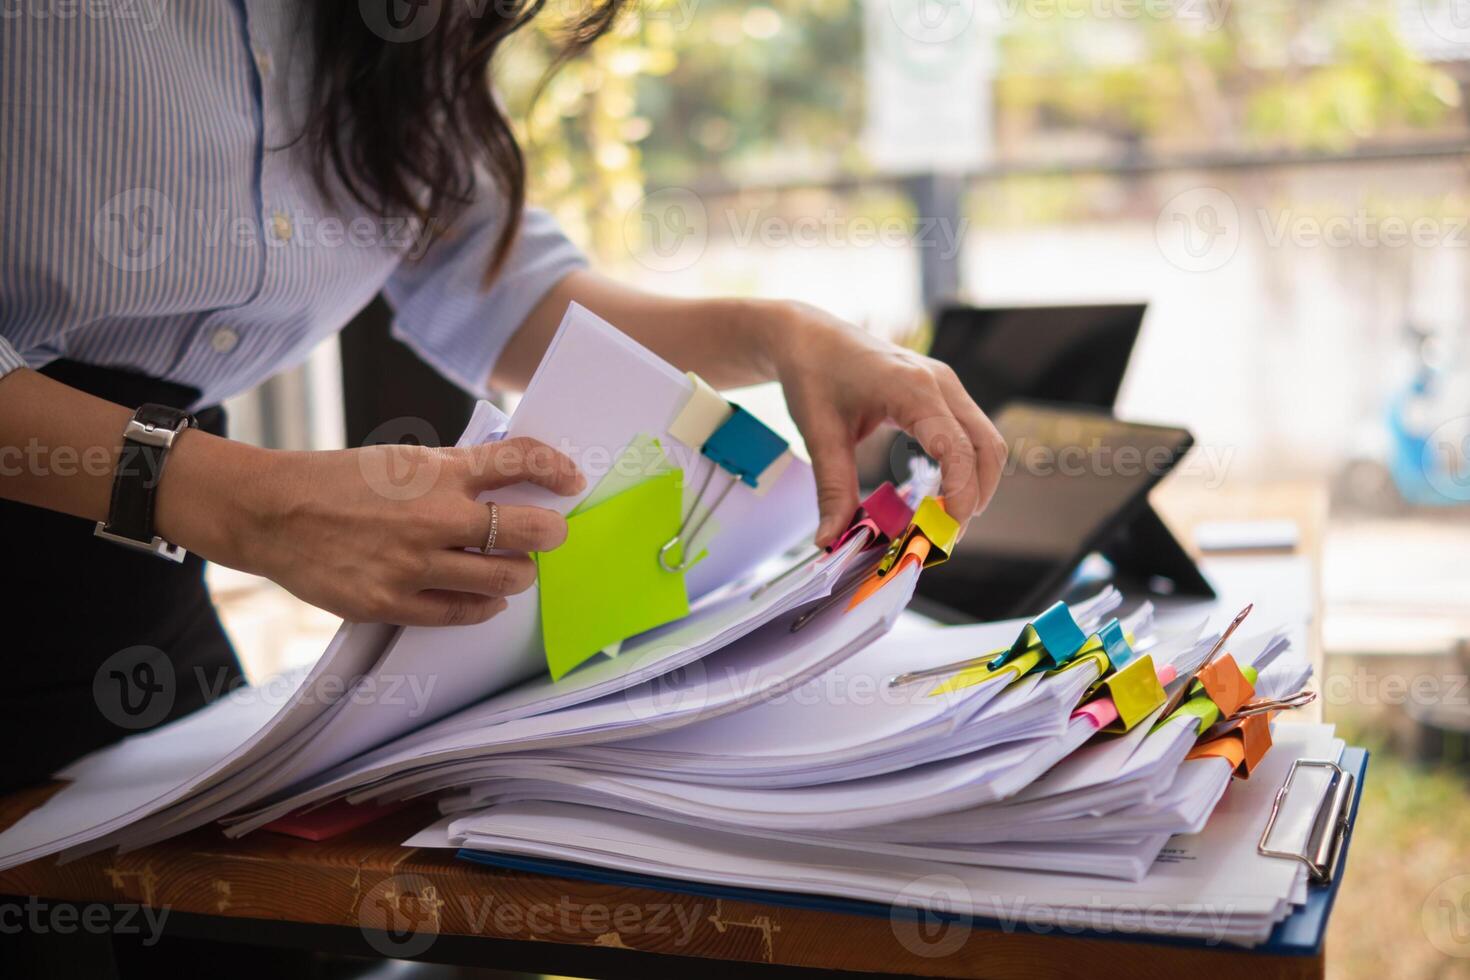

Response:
(829, 517), (880, 553)
(1071, 663), (1178, 729)
(1074, 700), (1117, 729)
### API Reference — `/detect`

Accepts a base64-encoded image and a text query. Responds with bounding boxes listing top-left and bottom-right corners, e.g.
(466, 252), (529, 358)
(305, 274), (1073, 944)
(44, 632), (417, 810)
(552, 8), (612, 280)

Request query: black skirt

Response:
(0, 360), (245, 792)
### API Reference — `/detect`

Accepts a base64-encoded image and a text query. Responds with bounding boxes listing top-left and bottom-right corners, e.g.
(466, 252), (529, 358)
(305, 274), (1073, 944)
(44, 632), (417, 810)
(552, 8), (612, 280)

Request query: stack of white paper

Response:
(421, 629), (1310, 883)
(0, 303), (1335, 952)
(420, 723), (1342, 946)
(0, 304), (857, 868)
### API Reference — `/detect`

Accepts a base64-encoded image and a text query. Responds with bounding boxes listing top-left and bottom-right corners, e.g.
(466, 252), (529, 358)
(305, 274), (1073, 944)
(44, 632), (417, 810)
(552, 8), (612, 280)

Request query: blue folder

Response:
(458, 745), (1367, 958)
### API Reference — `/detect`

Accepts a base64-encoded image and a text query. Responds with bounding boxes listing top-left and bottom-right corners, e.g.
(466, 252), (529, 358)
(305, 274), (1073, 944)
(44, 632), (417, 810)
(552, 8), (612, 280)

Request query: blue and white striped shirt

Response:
(0, 0), (587, 409)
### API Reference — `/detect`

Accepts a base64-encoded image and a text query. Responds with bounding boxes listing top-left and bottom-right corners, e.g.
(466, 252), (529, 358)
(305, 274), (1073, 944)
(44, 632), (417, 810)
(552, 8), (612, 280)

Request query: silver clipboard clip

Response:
(1257, 758), (1355, 885)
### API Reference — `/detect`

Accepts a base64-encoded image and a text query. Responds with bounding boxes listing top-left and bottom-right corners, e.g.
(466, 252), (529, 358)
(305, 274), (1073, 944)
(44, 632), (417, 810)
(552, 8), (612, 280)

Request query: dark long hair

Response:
(301, 0), (625, 282)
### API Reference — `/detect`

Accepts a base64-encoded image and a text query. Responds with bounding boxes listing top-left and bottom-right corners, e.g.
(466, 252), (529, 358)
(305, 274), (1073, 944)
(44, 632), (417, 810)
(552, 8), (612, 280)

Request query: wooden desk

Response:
(0, 788), (1324, 978)
(0, 479), (1332, 979)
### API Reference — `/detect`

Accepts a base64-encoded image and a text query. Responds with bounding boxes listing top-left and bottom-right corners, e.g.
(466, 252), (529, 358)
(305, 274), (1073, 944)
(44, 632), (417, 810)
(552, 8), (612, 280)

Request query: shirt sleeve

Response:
(383, 199), (588, 397)
(0, 335), (27, 380)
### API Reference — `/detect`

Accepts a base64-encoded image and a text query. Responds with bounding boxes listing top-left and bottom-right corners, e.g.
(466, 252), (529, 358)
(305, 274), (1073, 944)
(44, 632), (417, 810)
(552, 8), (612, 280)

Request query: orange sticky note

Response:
(849, 535), (929, 609)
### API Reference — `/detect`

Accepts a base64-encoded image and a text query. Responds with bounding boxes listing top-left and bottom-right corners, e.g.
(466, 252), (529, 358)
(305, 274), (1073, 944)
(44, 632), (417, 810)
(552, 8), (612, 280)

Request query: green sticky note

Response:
(576, 434), (672, 514)
(536, 468), (690, 681)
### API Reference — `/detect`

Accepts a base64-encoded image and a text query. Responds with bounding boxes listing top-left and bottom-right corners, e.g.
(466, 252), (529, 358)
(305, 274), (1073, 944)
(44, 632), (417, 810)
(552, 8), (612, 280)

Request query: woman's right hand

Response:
(158, 434), (585, 627)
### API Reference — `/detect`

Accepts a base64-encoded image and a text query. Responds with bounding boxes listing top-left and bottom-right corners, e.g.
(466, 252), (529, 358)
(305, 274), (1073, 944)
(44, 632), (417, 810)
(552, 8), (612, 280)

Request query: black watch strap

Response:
(94, 403), (196, 562)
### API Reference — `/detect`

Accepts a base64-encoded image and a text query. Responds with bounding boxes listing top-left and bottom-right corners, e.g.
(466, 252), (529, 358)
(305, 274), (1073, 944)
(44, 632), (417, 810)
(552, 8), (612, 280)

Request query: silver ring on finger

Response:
(481, 501), (500, 554)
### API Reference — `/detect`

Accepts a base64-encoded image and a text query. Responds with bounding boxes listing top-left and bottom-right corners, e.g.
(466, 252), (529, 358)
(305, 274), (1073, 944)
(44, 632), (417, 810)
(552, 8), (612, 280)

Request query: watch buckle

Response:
(124, 415), (189, 448)
(93, 522), (188, 562)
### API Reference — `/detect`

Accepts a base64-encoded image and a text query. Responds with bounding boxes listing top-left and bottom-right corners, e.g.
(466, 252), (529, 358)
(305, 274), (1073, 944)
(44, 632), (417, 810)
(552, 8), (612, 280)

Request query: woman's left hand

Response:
(761, 301), (1008, 548)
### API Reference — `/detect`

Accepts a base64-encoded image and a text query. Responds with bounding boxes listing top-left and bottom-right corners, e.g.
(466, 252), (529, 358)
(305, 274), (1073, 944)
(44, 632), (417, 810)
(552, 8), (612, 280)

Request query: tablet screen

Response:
(913, 401), (1193, 620)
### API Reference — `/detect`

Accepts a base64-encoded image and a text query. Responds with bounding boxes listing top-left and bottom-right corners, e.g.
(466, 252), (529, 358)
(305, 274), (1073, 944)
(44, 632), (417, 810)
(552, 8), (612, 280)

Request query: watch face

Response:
(136, 403), (194, 429)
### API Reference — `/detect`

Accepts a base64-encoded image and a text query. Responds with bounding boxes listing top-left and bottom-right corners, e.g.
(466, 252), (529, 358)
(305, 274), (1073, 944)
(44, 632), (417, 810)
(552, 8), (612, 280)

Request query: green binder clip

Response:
(1156, 664), (1260, 733)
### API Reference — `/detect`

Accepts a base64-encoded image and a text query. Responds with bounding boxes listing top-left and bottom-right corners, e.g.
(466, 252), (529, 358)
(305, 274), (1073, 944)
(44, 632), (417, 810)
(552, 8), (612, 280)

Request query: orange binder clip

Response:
(1157, 603), (1253, 721)
(1193, 653), (1255, 717)
(1187, 712), (1272, 777)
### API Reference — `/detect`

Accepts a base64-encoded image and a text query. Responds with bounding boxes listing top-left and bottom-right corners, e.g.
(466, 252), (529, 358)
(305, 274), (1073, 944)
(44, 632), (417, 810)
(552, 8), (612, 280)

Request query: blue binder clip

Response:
(986, 601), (1089, 673)
(1095, 618), (1136, 671)
(658, 405), (788, 572)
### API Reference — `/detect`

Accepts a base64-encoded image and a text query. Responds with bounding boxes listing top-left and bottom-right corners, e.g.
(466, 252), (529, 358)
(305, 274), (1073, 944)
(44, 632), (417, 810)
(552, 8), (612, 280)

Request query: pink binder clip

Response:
(752, 482), (914, 600)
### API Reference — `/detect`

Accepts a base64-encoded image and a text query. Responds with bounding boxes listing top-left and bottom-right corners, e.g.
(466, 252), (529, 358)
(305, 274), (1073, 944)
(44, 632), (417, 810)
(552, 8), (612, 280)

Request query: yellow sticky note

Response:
(536, 469), (690, 681)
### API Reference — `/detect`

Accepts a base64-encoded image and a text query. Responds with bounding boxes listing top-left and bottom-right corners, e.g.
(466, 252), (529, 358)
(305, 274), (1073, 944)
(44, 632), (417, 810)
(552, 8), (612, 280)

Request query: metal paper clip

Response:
(658, 463), (738, 573)
(889, 606), (1110, 691)
(658, 404), (788, 574)
(787, 557), (885, 632)
(888, 652), (1003, 690)
(750, 537), (856, 603)
(1157, 602), (1253, 720)
(1233, 689), (1318, 719)
(1199, 689), (1318, 740)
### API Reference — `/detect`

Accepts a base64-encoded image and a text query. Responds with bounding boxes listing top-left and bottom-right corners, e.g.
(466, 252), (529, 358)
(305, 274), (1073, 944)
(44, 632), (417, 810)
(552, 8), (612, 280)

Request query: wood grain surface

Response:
(0, 782), (1322, 979)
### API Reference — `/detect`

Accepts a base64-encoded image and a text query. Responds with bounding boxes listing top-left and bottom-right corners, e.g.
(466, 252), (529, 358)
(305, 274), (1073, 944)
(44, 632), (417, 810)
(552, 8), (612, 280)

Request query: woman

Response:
(0, 2), (1005, 789)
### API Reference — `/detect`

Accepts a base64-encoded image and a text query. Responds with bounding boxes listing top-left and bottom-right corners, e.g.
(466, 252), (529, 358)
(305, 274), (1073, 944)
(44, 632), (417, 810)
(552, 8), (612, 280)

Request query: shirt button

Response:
(271, 211), (293, 242)
(210, 327), (240, 354)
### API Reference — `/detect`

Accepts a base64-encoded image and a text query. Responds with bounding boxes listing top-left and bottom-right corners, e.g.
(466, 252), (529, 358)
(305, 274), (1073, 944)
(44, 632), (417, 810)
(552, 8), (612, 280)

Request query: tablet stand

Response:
(1098, 504), (1215, 599)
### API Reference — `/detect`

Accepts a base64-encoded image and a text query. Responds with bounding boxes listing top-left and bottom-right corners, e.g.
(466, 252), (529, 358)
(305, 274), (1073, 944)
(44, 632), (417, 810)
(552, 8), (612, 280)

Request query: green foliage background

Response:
(495, 0), (1462, 260)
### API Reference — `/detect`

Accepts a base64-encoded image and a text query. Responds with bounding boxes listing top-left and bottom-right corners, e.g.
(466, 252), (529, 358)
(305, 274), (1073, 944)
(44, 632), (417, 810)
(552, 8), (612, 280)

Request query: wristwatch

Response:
(93, 403), (197, 561)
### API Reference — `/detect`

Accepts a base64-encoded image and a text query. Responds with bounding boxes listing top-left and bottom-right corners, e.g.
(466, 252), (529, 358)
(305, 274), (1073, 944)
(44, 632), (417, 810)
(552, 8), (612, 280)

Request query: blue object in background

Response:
(1385, 326), (1470, 506)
